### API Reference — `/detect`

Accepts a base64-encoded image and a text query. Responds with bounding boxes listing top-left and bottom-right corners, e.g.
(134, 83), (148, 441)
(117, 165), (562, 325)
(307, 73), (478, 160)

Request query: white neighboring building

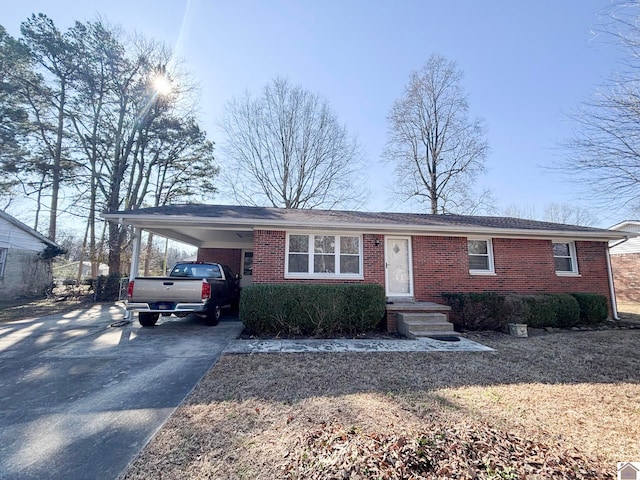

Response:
(0, 211), (63, 300)
(610, 221), (640, 305)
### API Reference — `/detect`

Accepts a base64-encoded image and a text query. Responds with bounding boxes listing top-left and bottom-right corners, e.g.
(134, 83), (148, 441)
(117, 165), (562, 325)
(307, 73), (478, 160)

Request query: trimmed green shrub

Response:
(506, 294), (580, 328)
(240, 283), (386, 337)
(441, 292), (511, 331)
(443, 292), (582, 331)
(555, 294), (581, 328)
(571, 293), (609, 325)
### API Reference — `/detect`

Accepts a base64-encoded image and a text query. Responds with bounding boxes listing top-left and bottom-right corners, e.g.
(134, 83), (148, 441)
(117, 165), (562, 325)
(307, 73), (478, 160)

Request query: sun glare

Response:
(152, 74), (172, 96)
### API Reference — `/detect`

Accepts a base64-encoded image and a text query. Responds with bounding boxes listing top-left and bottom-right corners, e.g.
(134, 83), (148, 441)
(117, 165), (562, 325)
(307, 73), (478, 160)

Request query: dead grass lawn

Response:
(121, 329), (640, 479)
(0, 296), (92, 324)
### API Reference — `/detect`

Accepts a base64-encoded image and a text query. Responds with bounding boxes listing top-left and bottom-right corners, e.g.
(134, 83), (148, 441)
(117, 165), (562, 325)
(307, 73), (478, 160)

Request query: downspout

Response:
(605, 236), (631, 321)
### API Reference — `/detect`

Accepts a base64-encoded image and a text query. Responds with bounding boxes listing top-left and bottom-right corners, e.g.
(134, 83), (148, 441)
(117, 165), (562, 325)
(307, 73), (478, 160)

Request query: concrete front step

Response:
(397, 312), (459, 339)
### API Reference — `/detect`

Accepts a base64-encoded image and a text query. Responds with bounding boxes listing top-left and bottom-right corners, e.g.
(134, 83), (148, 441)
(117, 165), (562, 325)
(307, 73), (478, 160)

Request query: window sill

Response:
(285, 273), (364, 280)
(469, 270), (496, 276)
(555, 272), (581, 277)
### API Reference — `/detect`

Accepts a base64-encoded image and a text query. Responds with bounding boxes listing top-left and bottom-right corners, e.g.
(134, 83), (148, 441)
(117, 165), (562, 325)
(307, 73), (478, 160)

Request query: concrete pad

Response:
(224, 336), (494, 354)
(0, 305), (243, 480)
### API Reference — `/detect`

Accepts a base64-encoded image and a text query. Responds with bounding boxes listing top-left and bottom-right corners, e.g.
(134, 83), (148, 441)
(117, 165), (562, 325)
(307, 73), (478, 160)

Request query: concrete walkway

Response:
(225, 336), (494, 354)
(0, 305), (243, 480)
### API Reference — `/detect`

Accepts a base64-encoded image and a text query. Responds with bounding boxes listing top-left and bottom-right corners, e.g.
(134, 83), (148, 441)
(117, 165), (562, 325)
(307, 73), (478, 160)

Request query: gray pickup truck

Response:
(126, 262), (241, 327)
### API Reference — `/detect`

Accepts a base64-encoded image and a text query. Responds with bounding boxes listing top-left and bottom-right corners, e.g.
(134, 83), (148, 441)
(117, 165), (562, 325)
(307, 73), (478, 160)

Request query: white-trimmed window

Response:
(0, 248), (6, 279)
(468, 238), (494, 274)
(286, 233), (363, 278)
(553, 242), (578, 275)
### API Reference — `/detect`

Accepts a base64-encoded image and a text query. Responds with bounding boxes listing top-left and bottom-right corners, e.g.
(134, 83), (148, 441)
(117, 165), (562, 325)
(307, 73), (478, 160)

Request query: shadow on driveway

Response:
(0, 304), (243, 480)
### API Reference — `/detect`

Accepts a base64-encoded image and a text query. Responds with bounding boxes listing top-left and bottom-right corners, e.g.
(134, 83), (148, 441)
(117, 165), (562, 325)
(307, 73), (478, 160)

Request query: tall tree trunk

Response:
(48, 79), (66, 241)
(76, 217), (90, 285)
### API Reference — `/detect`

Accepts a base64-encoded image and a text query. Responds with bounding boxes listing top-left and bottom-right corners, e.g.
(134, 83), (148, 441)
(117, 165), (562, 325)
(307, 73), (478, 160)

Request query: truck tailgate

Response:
(130, 277), (204, 303)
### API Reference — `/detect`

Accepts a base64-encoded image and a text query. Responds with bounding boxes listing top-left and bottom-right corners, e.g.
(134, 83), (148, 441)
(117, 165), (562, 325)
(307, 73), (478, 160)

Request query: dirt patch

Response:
(0, 296), (93, 324)
(618, 302), (640, 324)
(121, 329), (640, 479)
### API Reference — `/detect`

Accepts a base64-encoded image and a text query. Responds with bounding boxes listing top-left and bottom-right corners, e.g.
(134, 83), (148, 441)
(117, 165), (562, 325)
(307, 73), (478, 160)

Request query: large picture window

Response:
(467, 238), (494, 274)
(286, 234), (363, 278)
(553, 242), (578, 275)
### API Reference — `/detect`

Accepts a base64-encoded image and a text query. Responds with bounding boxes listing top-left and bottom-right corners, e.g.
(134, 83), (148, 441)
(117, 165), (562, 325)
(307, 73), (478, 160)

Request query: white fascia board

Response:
(103, 214), (632, 242)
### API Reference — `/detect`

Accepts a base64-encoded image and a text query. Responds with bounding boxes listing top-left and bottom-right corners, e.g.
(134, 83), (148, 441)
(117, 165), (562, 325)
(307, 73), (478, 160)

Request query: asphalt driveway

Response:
(0, 304), (243, 480)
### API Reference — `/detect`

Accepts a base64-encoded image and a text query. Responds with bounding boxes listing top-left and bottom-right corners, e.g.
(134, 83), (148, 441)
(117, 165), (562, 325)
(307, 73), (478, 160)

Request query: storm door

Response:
(384, 236), (413, 297)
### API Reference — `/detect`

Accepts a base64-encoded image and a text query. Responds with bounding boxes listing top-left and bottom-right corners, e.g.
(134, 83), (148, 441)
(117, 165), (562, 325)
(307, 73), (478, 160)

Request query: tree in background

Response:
(558, 2), (640, 215)
(220, 77), (366, 209)
(0, 26), (31, 208)
(502, 202), (597, 227)
(0, 15), (217, 275)
(384, 54), (490, 214)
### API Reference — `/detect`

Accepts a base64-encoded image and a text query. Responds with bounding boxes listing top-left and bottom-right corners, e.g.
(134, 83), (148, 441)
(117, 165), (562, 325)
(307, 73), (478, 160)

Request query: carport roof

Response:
(102, 204), (633, 246)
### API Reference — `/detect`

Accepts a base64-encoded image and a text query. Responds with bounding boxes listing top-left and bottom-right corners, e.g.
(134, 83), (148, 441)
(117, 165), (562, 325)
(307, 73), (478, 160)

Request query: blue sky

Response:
(3, 1), (626, 226)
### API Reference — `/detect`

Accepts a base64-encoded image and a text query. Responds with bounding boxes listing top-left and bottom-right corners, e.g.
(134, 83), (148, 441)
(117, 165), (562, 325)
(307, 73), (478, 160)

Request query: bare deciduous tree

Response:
(502, 202), (597, 226)
(384, 54), (490, 214)
(557, 2), (640, 214)
(219, 77), (366, 209)
(542, 202), (597, 226)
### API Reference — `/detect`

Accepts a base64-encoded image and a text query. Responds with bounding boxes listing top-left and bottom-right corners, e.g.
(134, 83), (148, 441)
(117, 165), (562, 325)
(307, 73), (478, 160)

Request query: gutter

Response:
(102, 213), (630, 242)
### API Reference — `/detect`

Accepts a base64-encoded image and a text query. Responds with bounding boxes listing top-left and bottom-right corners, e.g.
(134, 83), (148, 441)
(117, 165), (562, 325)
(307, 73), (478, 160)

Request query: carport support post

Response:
(123, 227), (142, 321)
(129, 227), (142, 282)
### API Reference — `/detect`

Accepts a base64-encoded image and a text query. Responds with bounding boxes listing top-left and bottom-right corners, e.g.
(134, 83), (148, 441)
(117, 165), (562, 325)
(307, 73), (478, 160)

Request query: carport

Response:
(104, 205), (256, 285)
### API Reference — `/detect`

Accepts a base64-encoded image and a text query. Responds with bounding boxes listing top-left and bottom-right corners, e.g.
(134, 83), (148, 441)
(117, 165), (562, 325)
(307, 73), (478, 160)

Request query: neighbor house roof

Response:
(103, 204), (633, 245)
(0, 210), (60, 249)
(609, 220), (640, 254)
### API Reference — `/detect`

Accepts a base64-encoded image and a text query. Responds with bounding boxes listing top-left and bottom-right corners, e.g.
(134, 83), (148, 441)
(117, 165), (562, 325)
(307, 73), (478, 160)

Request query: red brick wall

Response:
(412, 237), (611, 304)
(251, 230), (612, 306)
(197, 248), (242, 275)
(611, 253), (640, 303)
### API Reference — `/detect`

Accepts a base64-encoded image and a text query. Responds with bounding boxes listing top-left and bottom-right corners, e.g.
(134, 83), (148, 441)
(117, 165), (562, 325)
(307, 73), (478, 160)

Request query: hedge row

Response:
(442, 292), (609, 331)
(240, 283), (386, 336)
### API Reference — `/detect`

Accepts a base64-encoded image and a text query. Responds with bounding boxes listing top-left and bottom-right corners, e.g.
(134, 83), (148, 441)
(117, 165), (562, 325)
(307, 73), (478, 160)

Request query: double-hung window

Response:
(553, 242), (578, 275)
(468, 238), (494, 274)
(286, 233), (363, 278)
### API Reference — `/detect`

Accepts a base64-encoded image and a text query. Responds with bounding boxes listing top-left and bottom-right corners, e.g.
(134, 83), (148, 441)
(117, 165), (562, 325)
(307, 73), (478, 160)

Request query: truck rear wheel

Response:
(139, 312), (159, 327)
(205, 304), (221, 326)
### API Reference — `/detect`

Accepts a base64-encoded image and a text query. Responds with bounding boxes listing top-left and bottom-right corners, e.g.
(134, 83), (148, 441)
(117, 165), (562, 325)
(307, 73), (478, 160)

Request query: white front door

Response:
(385, 236), (413, 298)
(240, 250), (253, 288)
